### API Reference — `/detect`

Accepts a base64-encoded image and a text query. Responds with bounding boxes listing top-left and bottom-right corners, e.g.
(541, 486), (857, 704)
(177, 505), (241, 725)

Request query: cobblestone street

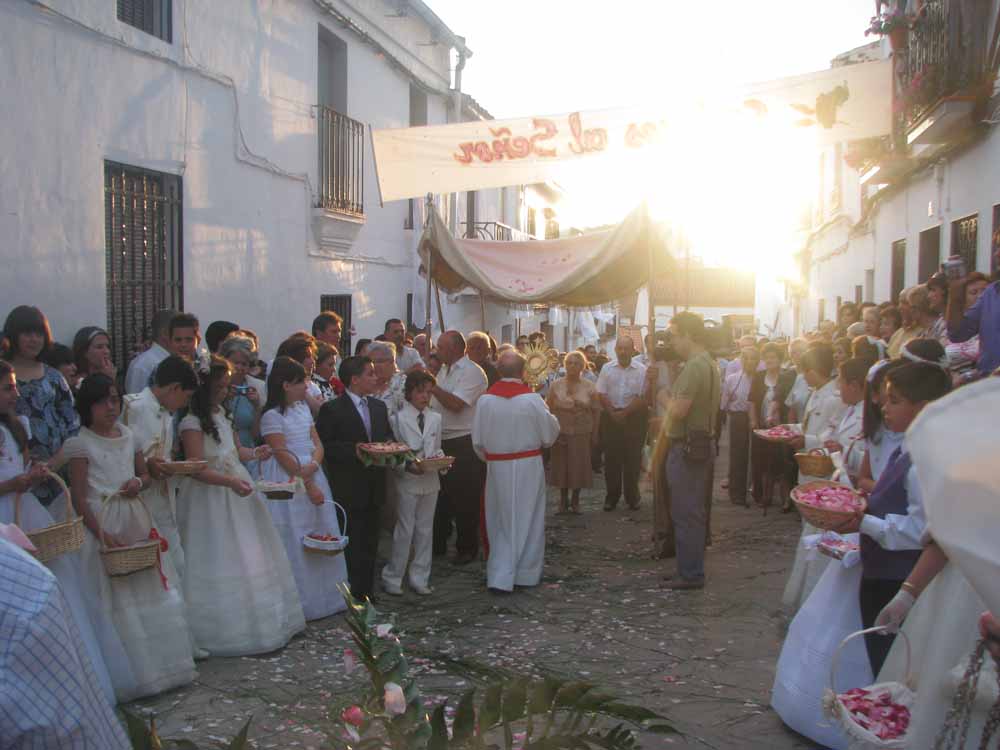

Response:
(136, 449), (814, 750)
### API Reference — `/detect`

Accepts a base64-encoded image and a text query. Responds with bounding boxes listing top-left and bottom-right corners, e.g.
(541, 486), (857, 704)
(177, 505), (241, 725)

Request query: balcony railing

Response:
(461, 221), (533, 242)
(317, 105), (364, 217)
(895, 0), (989, 134)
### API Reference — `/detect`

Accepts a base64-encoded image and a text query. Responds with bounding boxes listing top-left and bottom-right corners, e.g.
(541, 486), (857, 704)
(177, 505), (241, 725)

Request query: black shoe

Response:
(452, 552), (477, 566)
(603, 500), (618, 512)
(626, 501), (640, 510)
(488, 586), (512, 595)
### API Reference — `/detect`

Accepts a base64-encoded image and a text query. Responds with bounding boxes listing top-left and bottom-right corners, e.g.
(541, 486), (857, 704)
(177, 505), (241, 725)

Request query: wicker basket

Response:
(418, 455), (454, 472)
(822, 627), (913, 749)
(159, 460), (207, 476)
(302, 501), (349, 556)
(15, 471), (84, 563)
(257, 448), (301, 500)
(99, 493), (161, 577)
(791, 480), (867, 531)
(795, 451), (835, 477)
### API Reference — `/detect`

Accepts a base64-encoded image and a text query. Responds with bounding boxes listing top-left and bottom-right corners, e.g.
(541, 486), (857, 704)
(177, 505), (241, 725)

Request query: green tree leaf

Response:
(479, 683), (503, 730)
(501, 678), (529, 723)
(223, 716), (253, 750)
(452, 687), (477, 742)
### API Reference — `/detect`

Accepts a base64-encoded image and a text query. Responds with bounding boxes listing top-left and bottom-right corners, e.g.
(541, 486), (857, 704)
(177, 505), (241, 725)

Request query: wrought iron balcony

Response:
(894, 0), (989, 140)
(317, 105), (364, 216)
(461, 221), (533, 242)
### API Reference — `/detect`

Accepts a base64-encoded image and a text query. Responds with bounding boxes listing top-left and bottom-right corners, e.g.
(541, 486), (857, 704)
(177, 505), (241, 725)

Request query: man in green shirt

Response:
(662, 312), (720, 590)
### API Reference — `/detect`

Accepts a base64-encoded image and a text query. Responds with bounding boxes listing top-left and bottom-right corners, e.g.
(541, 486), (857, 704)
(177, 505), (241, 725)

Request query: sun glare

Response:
(557, 100), (818, 283)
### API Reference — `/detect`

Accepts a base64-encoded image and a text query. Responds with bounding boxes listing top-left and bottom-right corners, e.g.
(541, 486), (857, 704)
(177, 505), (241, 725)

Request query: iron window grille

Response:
(951, 214), (979, 272)
(104, 161), (183, 370)
(317, 106), (364, 217)
(117, 0), (172, 43)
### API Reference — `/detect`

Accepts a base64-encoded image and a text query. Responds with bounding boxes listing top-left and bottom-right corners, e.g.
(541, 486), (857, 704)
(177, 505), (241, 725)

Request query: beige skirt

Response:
(549, 433), (593, 489)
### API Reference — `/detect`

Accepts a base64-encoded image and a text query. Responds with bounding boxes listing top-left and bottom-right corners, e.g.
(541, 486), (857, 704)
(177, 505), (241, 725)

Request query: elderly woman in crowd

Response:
(275, 333), (322, 417)
(369, 341), (406, 418)
(220, 334), (266, 455)
(546, 351), (598, 515)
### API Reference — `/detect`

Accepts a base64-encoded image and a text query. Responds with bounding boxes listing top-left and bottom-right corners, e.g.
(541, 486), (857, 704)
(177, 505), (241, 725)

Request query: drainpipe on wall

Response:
(448, 46), (467, 238)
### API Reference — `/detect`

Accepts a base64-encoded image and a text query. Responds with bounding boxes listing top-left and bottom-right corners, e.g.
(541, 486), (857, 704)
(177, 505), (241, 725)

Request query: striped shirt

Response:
(0, 539), (129, 749)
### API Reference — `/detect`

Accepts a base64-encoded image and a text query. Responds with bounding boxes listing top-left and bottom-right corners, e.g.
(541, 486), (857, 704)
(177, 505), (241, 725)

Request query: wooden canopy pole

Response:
(423, 194), (433, 341)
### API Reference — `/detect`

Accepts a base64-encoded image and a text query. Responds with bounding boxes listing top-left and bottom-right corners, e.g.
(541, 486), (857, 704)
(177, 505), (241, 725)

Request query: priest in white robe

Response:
(472, 351), (560, 593)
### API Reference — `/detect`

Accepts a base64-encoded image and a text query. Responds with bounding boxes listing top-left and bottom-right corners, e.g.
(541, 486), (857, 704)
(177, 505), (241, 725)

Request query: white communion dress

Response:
(0, 419), (135, 705)
(62, 425), (196, 701)
(772, 540), (872, 750)
(175, 411), (305, 655)
(259, 402), (348, 620)
(878, 563), (997, 749)
(782, 380), (848, 612)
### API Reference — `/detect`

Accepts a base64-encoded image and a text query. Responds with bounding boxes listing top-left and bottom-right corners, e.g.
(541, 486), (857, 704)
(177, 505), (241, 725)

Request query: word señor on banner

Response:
(453, 112), (667, 165)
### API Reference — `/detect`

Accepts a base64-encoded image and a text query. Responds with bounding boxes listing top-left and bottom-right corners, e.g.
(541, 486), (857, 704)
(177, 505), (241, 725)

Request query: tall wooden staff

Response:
(424, 193), (434, 341)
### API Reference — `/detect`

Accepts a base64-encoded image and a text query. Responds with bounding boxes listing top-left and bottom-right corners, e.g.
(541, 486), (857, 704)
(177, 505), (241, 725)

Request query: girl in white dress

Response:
(783, 344), (847, 611)
(64, 374), (196, 700)
(0, 361), (134, 705)
(259, 356), (348, 620)
(175, 356), (305, 655)
(857, 360), (906, 492)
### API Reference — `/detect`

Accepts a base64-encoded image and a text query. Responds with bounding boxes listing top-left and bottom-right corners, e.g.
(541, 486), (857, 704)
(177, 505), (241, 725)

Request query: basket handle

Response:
(270, 446), (303, 479)
(829, 625), (911, 694)
(97, 490), (155, 553)
(332, 500), (348, 537)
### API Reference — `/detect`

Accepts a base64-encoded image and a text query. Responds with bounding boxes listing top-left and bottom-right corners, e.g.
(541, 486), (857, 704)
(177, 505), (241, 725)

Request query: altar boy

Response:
(120, 355), (198, 589)
(383, 370), (442, 596)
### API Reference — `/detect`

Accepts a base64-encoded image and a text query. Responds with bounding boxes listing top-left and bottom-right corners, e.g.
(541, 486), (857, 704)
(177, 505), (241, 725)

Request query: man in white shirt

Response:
(385, 318), (425, 373)
(430, 331), (488, 564)
(124, 308), (176, 394)
(596, 336), (648, 511)
(473, 351), (560, 593)
(720, 346), (758, 506)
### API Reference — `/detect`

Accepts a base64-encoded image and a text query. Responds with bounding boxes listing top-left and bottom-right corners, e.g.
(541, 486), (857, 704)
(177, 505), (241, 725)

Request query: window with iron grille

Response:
(951, 213), (978, 272)
(891, 239), (906, 303)
(117, 0), (172, 43)
(104, 161), (183, 370)
(320, 294), (352, 354)
(918, 226), (941, 282)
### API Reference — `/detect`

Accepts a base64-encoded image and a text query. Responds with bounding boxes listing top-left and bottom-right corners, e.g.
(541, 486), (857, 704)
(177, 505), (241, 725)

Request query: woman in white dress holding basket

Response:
(176, 356), (305, 655)
(0, 361), (133, 705)
(771, 358), (874, 749)
(782, 343), (848, 611)
(64, 374), (196, 701)
(259, 356), (348, 620)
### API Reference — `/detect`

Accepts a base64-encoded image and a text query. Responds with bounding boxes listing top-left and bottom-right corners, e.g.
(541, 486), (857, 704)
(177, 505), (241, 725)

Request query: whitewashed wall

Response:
(801, 125), (1000, 332)
(0, 0), (467, 356)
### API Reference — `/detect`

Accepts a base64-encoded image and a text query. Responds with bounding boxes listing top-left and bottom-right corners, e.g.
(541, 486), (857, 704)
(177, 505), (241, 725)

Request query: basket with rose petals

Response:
(754, 424), (802, 443)
(823, 627), (913, 748)
(302, 501), (349, 555)
(791, 480), (866, 530)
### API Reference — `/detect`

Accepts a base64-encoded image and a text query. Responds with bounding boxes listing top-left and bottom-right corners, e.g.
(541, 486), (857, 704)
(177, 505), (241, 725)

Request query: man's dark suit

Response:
(317, 392), (394, 600)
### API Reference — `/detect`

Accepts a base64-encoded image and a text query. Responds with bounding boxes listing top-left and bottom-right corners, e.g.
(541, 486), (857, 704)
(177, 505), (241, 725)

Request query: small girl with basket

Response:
(0, 361), (132, 705)
(259, 357), (348, 620)
(176, 356), (305, 655)
(64, 374), (196, 701)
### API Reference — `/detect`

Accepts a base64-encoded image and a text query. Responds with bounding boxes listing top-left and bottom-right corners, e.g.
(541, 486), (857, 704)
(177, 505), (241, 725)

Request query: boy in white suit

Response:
(383, 370), (444, 595)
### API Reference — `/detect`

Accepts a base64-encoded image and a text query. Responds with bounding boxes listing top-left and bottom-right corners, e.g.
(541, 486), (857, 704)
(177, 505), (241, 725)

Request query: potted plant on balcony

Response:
(865, 8), (911, 51)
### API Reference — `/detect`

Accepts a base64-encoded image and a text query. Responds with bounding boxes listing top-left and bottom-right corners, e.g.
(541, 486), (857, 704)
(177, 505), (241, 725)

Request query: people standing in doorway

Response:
(595, 336), (648, 511)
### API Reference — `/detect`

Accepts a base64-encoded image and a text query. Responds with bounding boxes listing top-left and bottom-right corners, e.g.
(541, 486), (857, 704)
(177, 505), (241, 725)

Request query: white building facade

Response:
(795, 3), (1000, 334)
(0, 0), (557, 363)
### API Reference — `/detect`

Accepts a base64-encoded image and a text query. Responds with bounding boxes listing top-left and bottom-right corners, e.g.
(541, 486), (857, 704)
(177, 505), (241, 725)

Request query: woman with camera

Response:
(221, 335), (266, 457)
